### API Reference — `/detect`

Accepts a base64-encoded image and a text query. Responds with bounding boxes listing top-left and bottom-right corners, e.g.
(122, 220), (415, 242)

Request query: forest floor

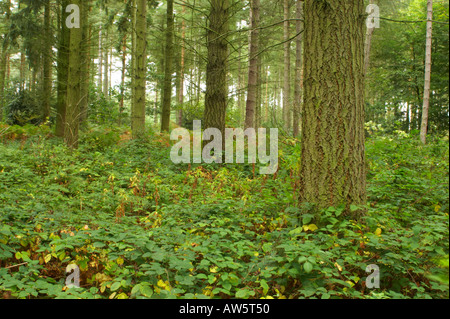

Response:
(0, 124), (448, 299)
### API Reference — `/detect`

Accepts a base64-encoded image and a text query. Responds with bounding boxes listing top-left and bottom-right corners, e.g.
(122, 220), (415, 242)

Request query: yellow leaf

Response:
(117, 257), (124, 265)
(435, 204), (441, 212)
(304, 224), (318, 232)
(109, 292), (117, 299)
(44, 254), (52, 263)
(334, 262), (343, 272)
(116, 293), (128, 299)
(253, 251), (259, 257)
(210, 266), (218, 273)
(375, 228), (382, 236)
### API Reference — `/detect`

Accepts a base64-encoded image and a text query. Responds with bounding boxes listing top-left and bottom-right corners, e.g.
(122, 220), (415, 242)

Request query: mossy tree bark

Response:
(0, 0), (11, 123)
(42, 0), (52, 122)
(55, 0), (70, 138)
(204, 0), (229, 140)
(131, 0), (147, 139)
(293, 0), (304, 138)
(65, 0), (83, 148)
(300, 0), (367, 216)
(283, 0), (291, 131)
(244, 0), (260, 130)
(161, 0), (175, 133)
(79, 0), (90, 123)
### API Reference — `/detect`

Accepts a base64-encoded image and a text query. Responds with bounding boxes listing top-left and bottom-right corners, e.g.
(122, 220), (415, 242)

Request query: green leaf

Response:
(110, 282), (121, 292)
(140, 284), (153, 298)
(304, 261), (313, 274)
(260, 279), (269, 295)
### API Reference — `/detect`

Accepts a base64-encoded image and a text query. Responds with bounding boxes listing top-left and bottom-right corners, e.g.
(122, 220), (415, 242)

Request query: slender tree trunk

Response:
(130, 0), (136, 117)
(255, 55), (262, 129)
(420, 0), (433, 145)
(103, 30), (109, 97)
(98, 26), (103, 91)
(177, 4), (186, 127)
(245, 0), (260, 129)
(161, 0), (175, 132)
(293, 0), (303, 137)
(237, 45), (244, 126)
(0, 0), (11, 122)
(80, 1), (91, 123)
(131, 0), (147, 139)
(364, 0), (376, 74)
(264, 66), (269, 123)
(283, 0), (291, 131)
(65, 0), (83, 148)
(204, 0), (229, 140)
(154, 86), (159, 125)
(119, 34), (127, 125)
(42, 0), (52, 122)
(300, 0), (367, 216)
(55, 0), (70, 137)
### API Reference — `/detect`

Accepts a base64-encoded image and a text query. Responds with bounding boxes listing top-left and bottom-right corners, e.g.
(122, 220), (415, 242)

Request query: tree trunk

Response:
(103, 30), (109, 97)
(79, 1), (91, 123)
(119, 34), (127, 125)
(177, 4), (186, 127)
(0, 0), (11, 123)
(245, 0), (260, 130)
(364, 0), (376, 74)
(420, 0), (433, 145)
(161, 0), (175, 132)
(293, 0), (303, 137)
(55, 0), (70, 137)
(65, 0), (83, 148)
(300, 0), (367, 216)
(204, 0), (229, 140)
(131, 0), (147, 139)
(283, 0), (291, 131)
(42, 0), (53, 122)
(98, 26), (103, 91)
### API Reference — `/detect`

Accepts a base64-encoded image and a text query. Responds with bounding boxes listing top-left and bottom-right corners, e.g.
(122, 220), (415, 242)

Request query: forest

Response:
(0, 0), (448, 301)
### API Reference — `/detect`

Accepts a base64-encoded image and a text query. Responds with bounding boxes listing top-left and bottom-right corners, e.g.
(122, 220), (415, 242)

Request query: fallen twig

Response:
(5, 262), (28, 269)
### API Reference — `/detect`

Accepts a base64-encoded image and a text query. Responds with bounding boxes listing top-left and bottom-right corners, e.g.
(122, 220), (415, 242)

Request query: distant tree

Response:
(420, 0), (433, 144)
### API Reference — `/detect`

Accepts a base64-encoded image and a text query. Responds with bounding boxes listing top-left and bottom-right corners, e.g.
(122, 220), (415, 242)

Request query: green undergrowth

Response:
(0, 126), (448, 299)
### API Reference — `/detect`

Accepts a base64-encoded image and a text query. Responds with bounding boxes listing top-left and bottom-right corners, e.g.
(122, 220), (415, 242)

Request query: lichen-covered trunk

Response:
(204, 0), (229, 138)
(300, 0), (367, 216)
